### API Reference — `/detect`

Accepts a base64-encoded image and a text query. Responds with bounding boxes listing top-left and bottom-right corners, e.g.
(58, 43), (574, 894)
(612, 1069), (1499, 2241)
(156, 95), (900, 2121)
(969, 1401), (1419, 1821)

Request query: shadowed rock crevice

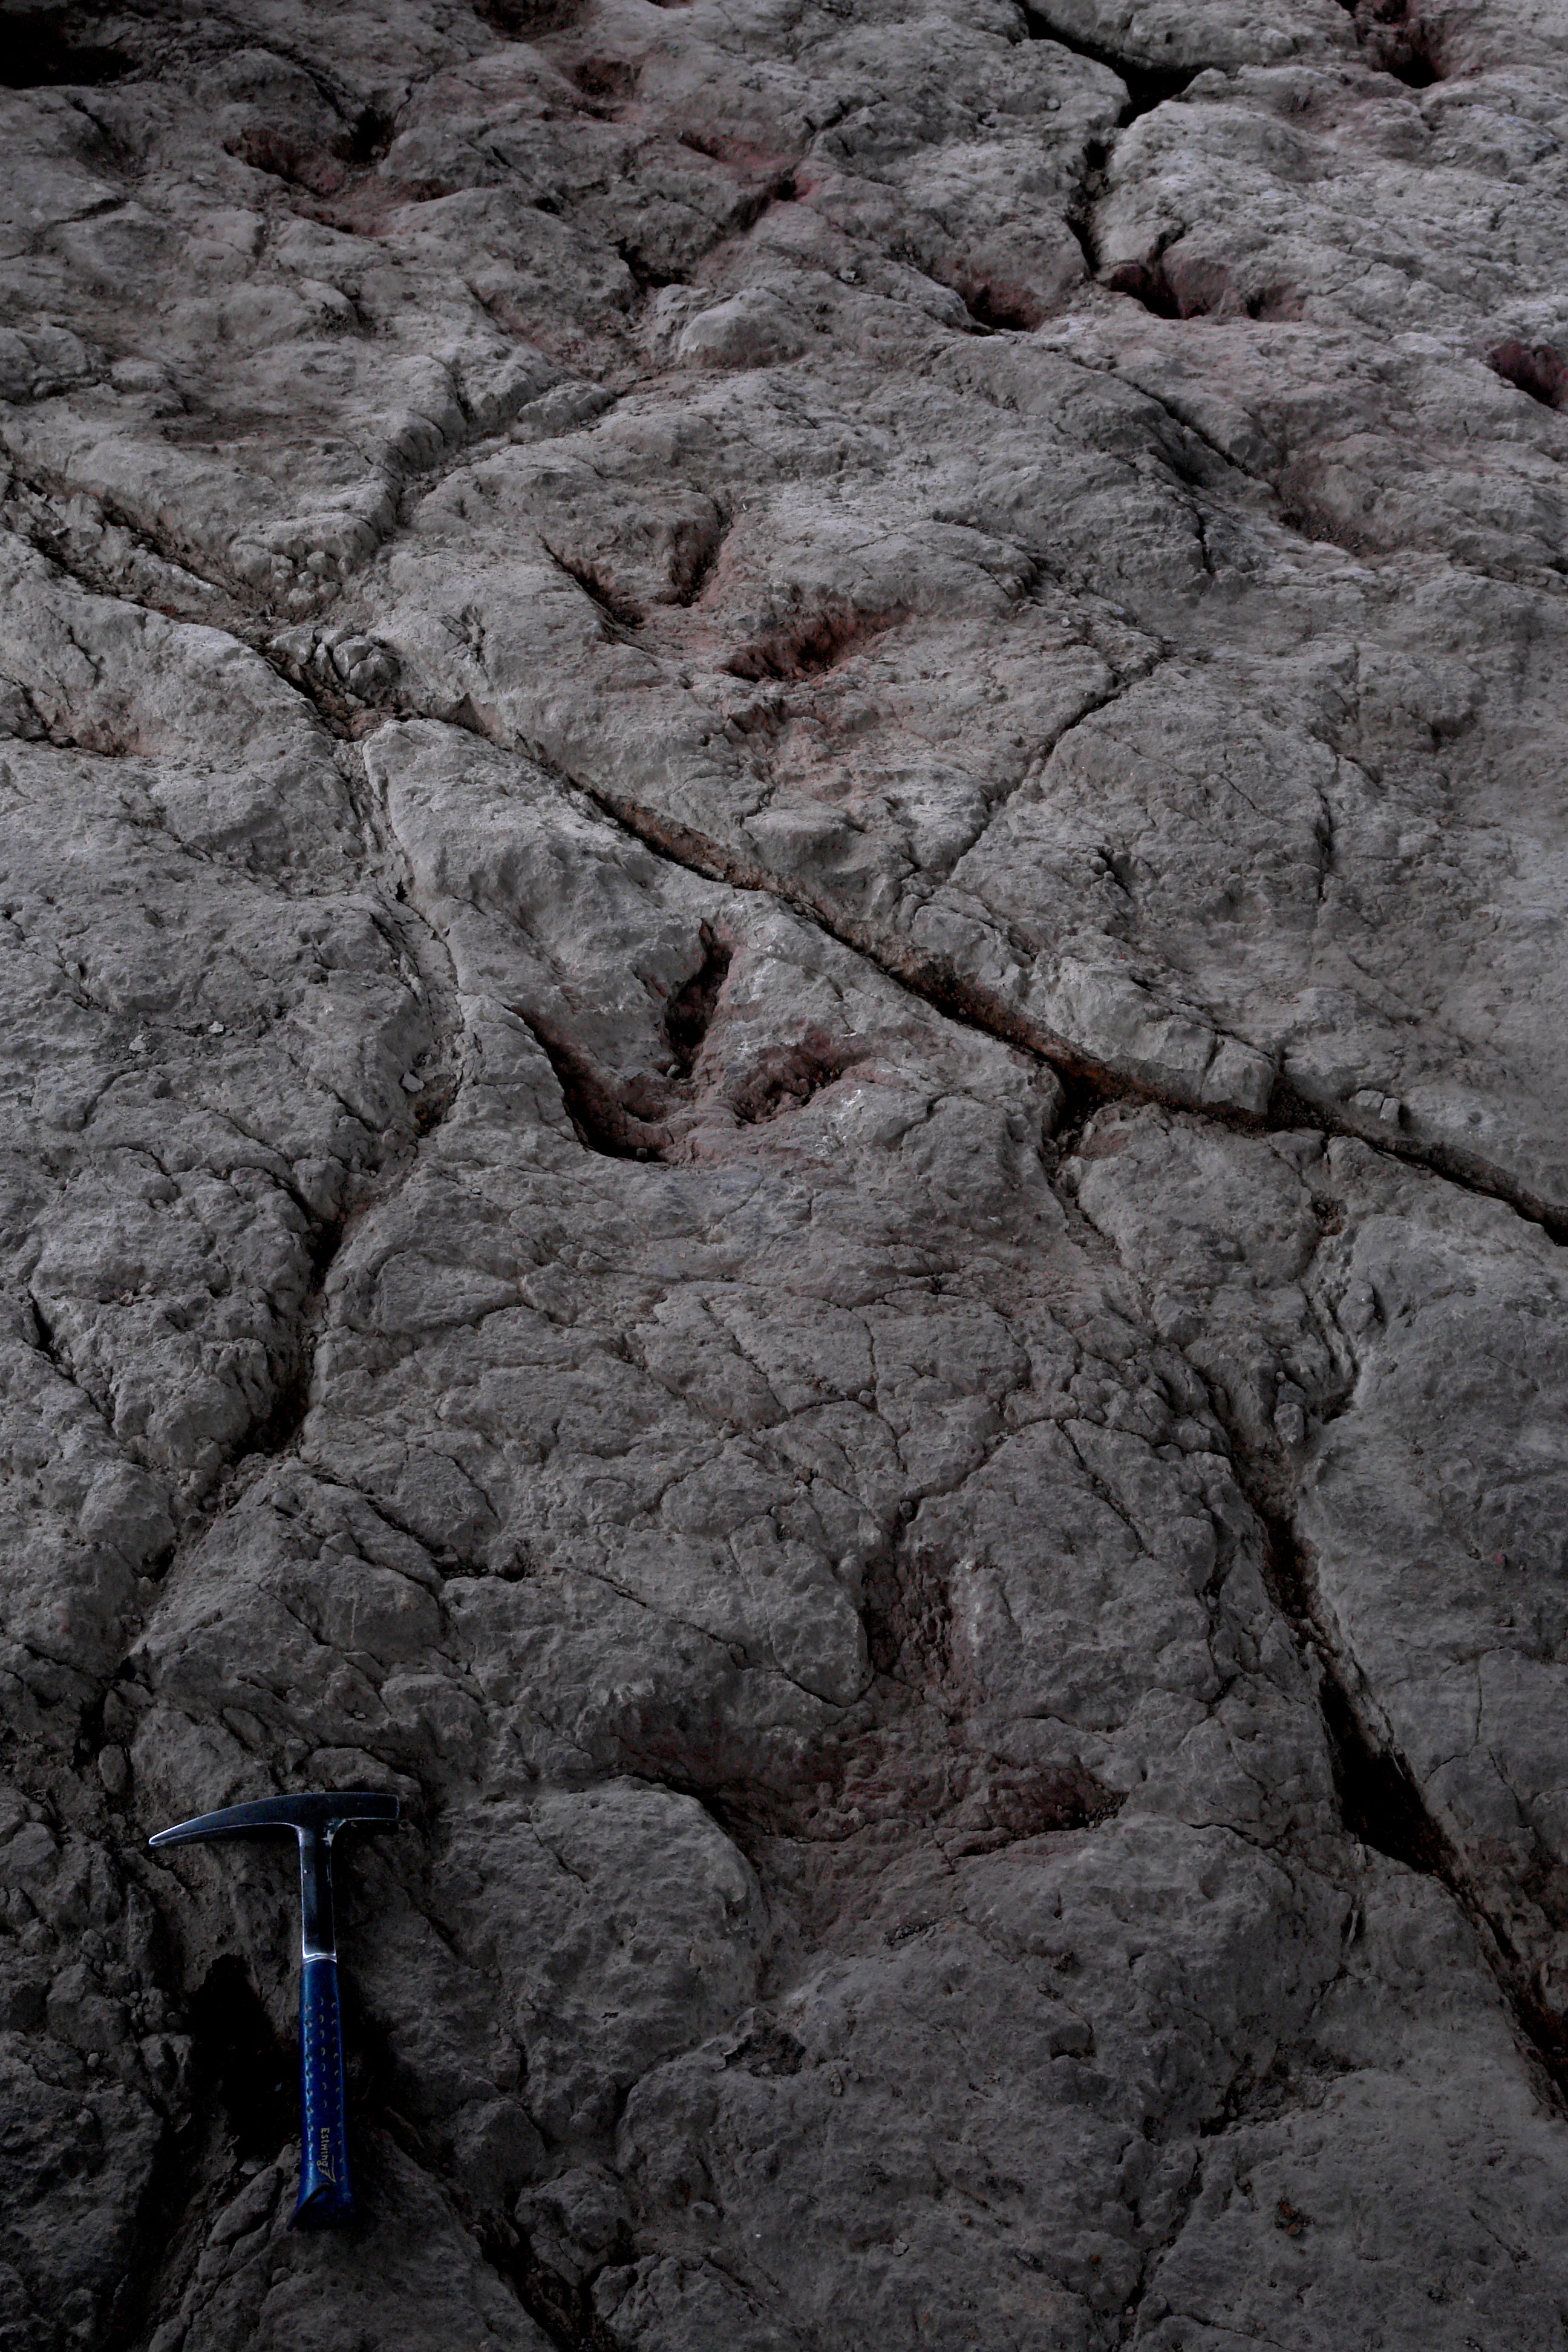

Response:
(725, 1025), (863, 1124)
(668, 509), (731, 607)
(1257, 1517), (1568, 2110)
(187, 1956), (297, 2163)
(1105, 253), (1302, 322)
(27, 1292), (85, 1396)
(523, 1014), (671, 1160)
(1021, 7), (1202, 120)
(863, 1537), (953, 1687)
(1317, 1671), (1454, 1881)
(474, 2216), (619, 2352)
(241, 1210), (350, 1462)
(0, 10), (138, 88)
(1341, 0), (1443, 83)
(545, 544), (647, 630)
(517, 933), (873, 1157)
(616, 243), (690, 293)
(475, 0), (590, 35)
(94, 1953), (294, 2352)
(724, 606), (904, 681)
(956, 279), (1045, 332)
(662, 924), (731, 1074)
(1487, 337), (1568, 409)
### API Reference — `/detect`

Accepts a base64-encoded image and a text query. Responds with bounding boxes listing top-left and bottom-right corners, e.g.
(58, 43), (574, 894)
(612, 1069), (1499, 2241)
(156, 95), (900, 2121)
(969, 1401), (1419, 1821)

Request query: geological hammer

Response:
(148, 1791), (399, 2226)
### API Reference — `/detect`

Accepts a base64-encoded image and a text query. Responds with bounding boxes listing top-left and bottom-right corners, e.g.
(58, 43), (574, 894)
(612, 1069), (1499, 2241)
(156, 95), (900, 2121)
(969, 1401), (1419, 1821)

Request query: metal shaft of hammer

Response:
(148, 1790), (399, 2227)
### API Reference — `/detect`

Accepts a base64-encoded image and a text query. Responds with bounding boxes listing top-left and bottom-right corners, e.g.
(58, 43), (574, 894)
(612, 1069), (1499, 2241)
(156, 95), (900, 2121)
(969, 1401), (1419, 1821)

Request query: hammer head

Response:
(149, 1791), (399, 1959)
(148, 1791), (399, 1851)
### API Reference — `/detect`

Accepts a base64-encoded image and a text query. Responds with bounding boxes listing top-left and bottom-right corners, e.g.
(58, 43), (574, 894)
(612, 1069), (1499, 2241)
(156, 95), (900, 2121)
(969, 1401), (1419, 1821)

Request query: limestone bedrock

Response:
(2, 0), (1567, 2345)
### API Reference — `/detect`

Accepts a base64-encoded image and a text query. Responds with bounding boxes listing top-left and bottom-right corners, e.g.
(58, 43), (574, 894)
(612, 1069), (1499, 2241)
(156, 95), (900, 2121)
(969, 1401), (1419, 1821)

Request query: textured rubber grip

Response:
(294, 1953), (354, 2227)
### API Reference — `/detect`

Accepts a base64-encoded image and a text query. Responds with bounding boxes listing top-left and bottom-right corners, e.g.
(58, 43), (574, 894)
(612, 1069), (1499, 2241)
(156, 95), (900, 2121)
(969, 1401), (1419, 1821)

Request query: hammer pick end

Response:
(148, 1789), (400, 1850)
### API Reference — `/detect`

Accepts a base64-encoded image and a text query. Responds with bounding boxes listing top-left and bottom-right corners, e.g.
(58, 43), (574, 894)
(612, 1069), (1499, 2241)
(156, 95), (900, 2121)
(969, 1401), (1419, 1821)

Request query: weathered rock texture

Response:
(2, 0), (1567, 2344)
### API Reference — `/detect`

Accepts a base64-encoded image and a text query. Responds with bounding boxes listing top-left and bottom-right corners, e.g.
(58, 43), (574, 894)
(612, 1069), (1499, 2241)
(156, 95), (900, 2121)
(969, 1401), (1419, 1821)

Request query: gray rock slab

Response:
(2, 0), (1567, 2345)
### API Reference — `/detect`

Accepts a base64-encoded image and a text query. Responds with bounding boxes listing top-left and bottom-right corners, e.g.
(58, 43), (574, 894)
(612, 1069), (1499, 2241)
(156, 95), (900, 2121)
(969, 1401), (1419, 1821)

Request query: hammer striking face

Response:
(149, 1791), (399, 2226)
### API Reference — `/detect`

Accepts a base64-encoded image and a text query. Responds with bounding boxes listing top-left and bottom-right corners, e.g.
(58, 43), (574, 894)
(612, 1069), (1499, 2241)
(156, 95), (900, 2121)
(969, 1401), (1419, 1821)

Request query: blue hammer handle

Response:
(146, 1791), (399, 2229)
(296, 1953), (354, 2226)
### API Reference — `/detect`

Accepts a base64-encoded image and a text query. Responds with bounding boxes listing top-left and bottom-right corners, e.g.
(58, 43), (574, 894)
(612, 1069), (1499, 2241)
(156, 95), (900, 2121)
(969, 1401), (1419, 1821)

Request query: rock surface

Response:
(2, 0), (1568, 2345)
